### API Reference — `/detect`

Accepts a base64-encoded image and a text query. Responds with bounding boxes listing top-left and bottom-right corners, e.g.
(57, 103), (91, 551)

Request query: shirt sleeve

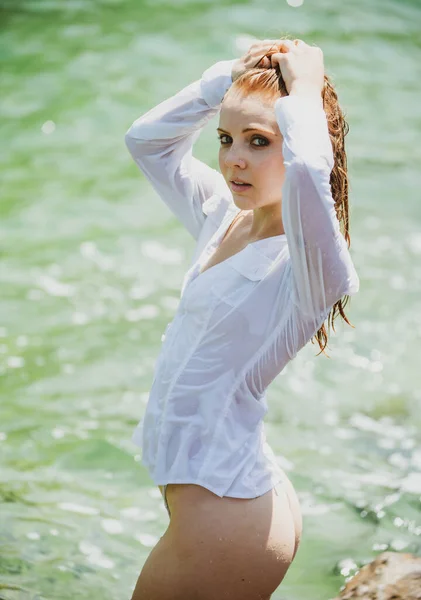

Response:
(274, 94), (360, 328)
(124, 59), (237, 239)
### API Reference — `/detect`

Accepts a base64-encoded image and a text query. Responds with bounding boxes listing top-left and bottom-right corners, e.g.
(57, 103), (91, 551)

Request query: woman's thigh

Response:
(131, 480), (299, 600)
(130, 529), (196, 600)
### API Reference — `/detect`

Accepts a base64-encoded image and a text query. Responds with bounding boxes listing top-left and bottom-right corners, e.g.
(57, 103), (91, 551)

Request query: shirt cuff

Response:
(275, 95), (334, 169)
(200, 59), (237, 108)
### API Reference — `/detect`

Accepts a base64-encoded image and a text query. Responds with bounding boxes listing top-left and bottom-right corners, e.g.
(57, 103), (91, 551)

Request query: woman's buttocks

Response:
(162, 479), (302, 596)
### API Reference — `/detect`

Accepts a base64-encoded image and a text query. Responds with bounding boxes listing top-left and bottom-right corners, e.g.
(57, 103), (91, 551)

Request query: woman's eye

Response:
(251, 136), (269, 147)
(217, 135), (269, 147)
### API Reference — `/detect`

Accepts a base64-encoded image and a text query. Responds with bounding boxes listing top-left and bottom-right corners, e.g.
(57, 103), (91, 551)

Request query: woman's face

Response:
(218, 93), (286, 211)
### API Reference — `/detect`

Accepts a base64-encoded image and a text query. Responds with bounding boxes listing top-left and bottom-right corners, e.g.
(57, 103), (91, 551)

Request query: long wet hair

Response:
(222, 38), (355, 357)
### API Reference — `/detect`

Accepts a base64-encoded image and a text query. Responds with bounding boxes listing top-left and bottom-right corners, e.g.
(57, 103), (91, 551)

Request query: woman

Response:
(125, 37), (359, 600)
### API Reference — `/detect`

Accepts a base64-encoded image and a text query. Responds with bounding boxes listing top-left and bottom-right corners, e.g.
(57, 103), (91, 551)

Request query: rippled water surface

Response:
(1, 0), (420, 598)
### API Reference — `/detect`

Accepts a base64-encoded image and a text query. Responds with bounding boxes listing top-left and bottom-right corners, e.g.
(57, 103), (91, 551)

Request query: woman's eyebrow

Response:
(217, 126), (277, 135)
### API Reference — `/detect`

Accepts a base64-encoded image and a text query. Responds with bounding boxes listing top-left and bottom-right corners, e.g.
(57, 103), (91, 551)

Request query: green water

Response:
(1, 0), (420, 598)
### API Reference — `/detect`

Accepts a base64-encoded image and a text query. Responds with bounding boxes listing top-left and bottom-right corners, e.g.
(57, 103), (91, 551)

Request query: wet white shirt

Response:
(125, 59), (359, 498)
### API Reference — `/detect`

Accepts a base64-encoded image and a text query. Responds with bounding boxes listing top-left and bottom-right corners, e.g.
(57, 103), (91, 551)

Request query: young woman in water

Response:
(125, 36), (359, 599)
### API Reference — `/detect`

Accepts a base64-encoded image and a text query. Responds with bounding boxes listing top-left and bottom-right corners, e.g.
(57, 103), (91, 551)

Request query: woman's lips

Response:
(230, 181), (252, 192)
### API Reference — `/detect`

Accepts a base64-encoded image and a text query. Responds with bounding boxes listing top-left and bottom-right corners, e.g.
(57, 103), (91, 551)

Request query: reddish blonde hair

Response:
(222, 38), (355, 357)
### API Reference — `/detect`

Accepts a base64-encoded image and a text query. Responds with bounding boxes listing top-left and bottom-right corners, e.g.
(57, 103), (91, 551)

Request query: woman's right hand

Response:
(270, 40), (324, 102)
(231, 39), (280, 82)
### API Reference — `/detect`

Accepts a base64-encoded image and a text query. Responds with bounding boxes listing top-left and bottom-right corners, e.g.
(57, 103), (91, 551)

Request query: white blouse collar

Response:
(200, 195), (288, 282)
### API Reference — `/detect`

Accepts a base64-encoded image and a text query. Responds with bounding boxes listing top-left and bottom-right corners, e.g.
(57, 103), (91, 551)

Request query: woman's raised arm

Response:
(272, 42), (359, 328)
(275, 94), (359, 328)
(125, 60), (236, 239)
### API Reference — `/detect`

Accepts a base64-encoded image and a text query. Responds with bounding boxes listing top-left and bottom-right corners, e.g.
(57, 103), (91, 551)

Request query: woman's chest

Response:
(155, 238), (290, 388)
(161, 198), (290, 346)
(199, 211), (252, 276)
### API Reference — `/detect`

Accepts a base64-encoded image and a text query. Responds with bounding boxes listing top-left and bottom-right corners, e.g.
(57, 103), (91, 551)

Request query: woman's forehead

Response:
(219, 94), (278, 133)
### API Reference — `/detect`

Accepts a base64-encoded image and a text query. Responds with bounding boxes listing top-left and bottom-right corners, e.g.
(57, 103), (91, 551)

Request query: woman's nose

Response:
(224, 147), (246, 169)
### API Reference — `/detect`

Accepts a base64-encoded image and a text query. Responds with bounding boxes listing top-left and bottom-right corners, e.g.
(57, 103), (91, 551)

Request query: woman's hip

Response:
(160, 478), (302, 533)
(156, 478), (302, 595)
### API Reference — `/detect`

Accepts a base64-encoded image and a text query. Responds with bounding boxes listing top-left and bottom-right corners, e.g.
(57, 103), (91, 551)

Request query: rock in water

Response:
(332, 551), (421, 600)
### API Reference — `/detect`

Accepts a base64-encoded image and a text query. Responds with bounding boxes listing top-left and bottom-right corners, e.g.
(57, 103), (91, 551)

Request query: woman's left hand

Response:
(231, 39), (280, 82)
(270, 40), (324, 102)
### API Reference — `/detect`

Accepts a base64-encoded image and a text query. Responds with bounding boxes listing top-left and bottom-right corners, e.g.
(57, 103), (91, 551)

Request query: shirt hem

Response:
(149, 475), (288, 499)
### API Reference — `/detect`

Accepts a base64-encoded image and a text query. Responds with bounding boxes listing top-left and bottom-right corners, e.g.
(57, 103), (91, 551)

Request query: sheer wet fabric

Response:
(125, 59), (359, 498)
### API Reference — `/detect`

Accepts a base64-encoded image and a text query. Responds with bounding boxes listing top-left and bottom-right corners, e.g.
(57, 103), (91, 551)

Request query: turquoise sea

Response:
(1, 0), (420, 598)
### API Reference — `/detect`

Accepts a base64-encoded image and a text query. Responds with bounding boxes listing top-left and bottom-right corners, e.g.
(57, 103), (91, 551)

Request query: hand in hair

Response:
(270, 40), (324, 103)
(231, 39), (280, 82)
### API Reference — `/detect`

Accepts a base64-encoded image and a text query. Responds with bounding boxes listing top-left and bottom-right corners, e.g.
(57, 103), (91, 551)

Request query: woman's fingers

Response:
(254, 39), (304, 69)
(258, 56), (271, 68)
(249, 40), (281, 58)
(250, 42), (279, 69)
(251, 39), (281, 50)
(234, 38), (318, 79)
(251, 38), (307, 56)
(270, 42), (325, 96)
(278, 39), (300, 53)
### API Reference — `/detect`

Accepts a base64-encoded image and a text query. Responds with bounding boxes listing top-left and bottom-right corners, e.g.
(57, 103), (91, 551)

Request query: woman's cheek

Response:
(267, 153), (285, 181)
(218, 151), (227, 179)
(265, 160), (286, 200)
